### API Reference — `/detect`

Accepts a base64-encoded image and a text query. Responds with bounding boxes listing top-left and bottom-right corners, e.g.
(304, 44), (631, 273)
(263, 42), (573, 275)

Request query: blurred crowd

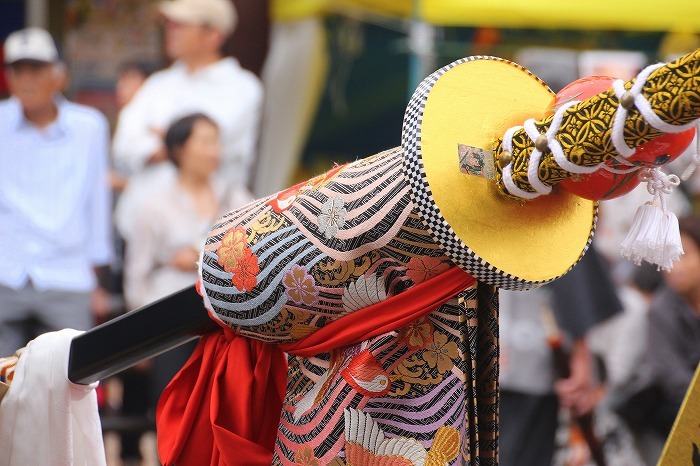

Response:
(1, 1), (700, 465)
(0, 0), (327, 464)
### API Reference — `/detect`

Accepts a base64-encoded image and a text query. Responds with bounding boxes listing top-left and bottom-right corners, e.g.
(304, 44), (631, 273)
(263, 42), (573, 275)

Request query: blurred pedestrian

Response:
(111, 61), (157, 193)
(115, 61), (155, 110)
(0, 27), (113, 357)
(499, 247), (621, 466)
(118, 113), (252, 464)
(112, 0), (262, 241)
(645, 216), (700, 441)
(589, 262), (664, 465)
(606, 216), (700, 464)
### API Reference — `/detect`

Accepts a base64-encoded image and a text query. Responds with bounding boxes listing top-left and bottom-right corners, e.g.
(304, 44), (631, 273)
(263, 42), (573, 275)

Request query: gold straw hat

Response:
(403, 56), (596, 290)
(403, 49), (700, 289)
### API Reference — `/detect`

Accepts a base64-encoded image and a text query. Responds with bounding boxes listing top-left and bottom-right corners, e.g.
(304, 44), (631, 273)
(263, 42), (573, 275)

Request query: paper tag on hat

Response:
(458, 144), (495, 180)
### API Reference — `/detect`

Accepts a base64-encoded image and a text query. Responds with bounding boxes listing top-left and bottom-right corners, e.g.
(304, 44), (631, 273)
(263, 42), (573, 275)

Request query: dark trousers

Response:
(0, 282), (92, 357)
(499, 389), (559, 466)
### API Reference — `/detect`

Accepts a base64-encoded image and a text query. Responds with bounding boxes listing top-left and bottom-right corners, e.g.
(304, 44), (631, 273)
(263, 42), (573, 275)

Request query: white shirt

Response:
(112, 57), (263, 188)
(0, 97), (113, 291)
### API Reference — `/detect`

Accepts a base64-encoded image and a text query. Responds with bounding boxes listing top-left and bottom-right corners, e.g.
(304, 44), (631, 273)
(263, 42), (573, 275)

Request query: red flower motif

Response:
(230, 248), (260, 292)
(217, 227), (249, 273)
(406, 256), (450, 284)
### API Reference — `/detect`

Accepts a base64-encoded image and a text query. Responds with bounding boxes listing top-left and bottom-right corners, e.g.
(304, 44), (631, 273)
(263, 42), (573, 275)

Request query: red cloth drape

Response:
(157, 266), (476, 465)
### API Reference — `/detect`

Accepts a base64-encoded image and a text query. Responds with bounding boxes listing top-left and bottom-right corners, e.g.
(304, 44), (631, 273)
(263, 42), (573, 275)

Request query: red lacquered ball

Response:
(627, 129), (695, 168)
(559, 167), (642, 201)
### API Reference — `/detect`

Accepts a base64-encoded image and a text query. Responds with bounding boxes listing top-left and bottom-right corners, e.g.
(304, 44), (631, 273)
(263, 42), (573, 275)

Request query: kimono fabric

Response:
(157, 147), (500, 465)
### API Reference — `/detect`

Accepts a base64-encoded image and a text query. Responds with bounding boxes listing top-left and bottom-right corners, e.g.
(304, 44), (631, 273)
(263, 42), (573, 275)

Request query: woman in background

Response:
(125, 113), (252, 309)
(121, 113), (252, 464)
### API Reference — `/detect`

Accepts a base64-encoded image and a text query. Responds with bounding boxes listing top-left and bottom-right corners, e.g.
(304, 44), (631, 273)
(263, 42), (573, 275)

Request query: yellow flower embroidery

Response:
(294, 445), (320, 466)
(426, 426), (460, 466)
(423, 333), (458, 374)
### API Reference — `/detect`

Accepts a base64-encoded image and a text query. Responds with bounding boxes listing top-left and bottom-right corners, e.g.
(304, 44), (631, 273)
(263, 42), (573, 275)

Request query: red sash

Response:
(156, 266), (476, 465)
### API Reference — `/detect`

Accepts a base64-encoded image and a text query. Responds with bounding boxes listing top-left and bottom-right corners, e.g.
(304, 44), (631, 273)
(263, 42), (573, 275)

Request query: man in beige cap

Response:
(110, 3), (259, 463)
(0, 27), (113, 358)
(159, 0), (237, 34)
(112, 0), (260, 239)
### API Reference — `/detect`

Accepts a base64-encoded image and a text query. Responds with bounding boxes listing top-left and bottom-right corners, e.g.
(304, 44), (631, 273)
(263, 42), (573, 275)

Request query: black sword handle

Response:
(68, 285), (217, 384)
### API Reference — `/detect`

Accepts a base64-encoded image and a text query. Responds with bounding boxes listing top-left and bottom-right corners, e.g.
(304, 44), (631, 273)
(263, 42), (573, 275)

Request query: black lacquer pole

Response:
(68, 286), (217, 384)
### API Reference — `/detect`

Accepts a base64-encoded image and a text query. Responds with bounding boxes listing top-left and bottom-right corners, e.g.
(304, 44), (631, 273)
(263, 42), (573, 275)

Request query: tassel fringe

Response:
(619, 169), (684, 271)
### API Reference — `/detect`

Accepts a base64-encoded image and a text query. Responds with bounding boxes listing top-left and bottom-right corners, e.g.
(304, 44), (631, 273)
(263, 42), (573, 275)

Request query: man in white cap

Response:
(0, 27), (113, 357)
(111, 0), (261, 240)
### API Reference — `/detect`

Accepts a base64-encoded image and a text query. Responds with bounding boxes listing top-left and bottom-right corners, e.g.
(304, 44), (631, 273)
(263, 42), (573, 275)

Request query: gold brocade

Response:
(494, 48), (700, 197)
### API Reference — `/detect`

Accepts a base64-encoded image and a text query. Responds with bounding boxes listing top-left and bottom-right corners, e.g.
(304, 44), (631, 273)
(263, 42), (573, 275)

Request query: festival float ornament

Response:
(487, 53), (700, 270)
(543, 74), (696, 270)
(407, 55), (597, 289)
(153, 49), (700, 465)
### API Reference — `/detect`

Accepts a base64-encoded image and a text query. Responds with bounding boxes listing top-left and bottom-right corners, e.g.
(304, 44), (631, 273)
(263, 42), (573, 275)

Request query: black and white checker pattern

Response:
(401, 56), (597, 291)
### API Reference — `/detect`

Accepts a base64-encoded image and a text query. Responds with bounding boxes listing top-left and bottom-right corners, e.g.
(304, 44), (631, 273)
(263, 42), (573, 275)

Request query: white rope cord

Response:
(501, 124), (541, 199)
(501, 125), (522, 153)
(502, 62), (699, 200)
(612, 62), (700, 164)
(502, 100), (600, 198)
(502, 164), (540, 199)
(522, 119), (552, 195)
(610, 64), (662, 158)
(641, 168), (680, 213)
(600, 163), (639, 174)
(611, 80), (637, 159)
(612, 154), (638, 167)
(635, 91), (699, 134)
(606, 63), (694, 271)
(546, 100), (602, 175)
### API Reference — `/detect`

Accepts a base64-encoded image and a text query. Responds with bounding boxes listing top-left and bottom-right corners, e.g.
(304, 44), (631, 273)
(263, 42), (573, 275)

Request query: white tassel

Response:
(620, 202), (662, 265)
(619, 169), (683, 271)
(660, 212), (684, 270)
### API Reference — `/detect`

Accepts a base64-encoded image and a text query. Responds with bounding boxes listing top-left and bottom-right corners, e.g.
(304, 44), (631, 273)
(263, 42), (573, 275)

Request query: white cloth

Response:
(0, 329), (106, 466)
(124, 177), (252, 309)
(0, 97), (113, 291)
(112, 57), (263, 188)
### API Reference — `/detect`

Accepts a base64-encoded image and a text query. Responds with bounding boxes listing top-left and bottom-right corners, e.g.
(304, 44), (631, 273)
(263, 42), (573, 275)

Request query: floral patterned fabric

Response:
(200, 147), (499, 465)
